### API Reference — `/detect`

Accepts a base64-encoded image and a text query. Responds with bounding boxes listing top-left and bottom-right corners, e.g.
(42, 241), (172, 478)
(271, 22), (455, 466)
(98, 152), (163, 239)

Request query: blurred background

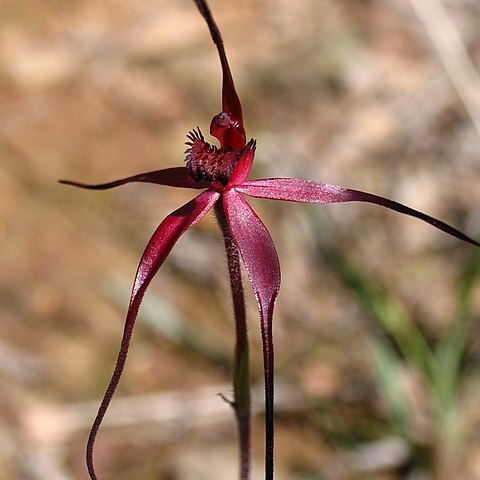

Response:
(1, 0), (480, 478)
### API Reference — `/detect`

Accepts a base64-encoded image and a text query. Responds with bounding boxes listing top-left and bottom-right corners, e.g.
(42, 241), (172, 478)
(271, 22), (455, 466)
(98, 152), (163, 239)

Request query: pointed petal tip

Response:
(58, 179), (103, 190)
(59, 168), (210, 190)
(229, 139), (257, 185)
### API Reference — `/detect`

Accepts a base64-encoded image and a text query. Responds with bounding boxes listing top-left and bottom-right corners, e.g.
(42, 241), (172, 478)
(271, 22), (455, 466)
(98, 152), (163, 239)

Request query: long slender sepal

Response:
(192, 0), (244, 124)
(223, 190), (280, 480)
(59, 167), (209, 190)
(237, 178), (480, 248)
(86, 189), (219, 480)
(193, 0), (246, 150)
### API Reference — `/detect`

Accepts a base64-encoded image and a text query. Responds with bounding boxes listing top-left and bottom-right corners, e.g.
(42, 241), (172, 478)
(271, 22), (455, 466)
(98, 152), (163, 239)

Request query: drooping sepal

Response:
(223, 189), (280, 480)
(86, 189), (219, 480)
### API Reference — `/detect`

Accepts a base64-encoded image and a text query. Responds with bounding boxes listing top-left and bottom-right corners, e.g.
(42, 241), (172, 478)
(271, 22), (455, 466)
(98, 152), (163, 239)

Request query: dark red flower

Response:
(61, 1), (479, 479)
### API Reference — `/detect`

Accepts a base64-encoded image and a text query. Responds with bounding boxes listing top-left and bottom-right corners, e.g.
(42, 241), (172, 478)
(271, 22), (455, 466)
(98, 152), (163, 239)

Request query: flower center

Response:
(185, 128), (241, 185)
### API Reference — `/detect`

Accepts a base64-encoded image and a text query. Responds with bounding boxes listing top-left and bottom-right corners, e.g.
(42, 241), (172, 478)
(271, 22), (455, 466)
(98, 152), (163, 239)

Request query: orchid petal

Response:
(86, 189), (219, 480)
(237, 178), (480, 247)
(229, 140), (257, 185)
(223, 189), (280, 479)
(60, 167), (209, 190)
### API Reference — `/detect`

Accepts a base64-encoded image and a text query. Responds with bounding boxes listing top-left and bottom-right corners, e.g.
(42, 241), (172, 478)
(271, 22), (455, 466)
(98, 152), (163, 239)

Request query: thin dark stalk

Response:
(215, 201), (251, 480)
(260, 306), (274, 480)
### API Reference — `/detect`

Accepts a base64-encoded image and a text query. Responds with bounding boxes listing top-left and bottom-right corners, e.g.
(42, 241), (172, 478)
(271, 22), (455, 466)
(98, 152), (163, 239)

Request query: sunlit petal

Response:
(223, 189), (280, 479)
(238, 178), (480, 247)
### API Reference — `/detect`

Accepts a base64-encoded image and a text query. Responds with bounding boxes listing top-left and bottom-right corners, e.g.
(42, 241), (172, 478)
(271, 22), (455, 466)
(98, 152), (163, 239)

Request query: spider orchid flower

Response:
(60, 0), (479, 479)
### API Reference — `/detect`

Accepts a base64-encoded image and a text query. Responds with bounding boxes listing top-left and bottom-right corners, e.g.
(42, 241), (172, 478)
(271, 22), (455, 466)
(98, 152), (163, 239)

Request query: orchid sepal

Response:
(59, 167), (210, 190)
(193, 0), (246, 149)
(223, 189), (280, 478)
(237, 178), (480, 248)
(86, 189), (219, 479)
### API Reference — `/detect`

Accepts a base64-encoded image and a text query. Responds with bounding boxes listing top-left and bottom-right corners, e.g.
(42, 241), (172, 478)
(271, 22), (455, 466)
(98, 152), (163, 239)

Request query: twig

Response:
(21, 383), (307, 447)
(409, 0), (480, 138)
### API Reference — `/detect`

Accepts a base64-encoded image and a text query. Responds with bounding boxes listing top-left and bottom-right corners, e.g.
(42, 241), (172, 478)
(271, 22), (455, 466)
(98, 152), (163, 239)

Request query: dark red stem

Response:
(215, 202), (251, 480)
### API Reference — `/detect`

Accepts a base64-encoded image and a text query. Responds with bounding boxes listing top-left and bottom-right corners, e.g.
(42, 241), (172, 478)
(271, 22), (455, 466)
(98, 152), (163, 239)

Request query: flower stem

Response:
(215, 201), (251, 480)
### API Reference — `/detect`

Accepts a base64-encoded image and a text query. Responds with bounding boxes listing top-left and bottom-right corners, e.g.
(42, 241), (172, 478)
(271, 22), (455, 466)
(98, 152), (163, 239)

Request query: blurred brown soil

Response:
(1, 0), (480, 479)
